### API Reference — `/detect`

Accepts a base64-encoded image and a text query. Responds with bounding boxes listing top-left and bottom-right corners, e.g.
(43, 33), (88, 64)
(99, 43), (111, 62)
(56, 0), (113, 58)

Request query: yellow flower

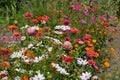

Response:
(110, 47), (115, 52)
(104, 61), (110, 67)
(92, 39), (96, 43)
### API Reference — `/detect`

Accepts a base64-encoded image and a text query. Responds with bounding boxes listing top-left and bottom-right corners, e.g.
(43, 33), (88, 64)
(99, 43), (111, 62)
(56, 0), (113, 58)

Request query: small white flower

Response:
(28, 43), (34, 48)
(77, 58), (88, 66)
(15, 68), (26, 73)
(80, 72), (91, 80)
(54, 31), (63, 34)
(48, 47), (53, 52)
(41, 20), (46, 24)
(51, 63), (69, 75)
(54, 25), (70, 31)
(21, 36), (26, 41)
(14, 76), (21, 80)
(32, 73), (45, 80)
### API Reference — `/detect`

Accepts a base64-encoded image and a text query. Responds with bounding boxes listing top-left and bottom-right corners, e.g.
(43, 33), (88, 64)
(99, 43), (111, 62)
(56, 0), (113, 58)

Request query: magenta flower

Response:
(76, 38), (84, 44)
(84, 11), (89, 16)
(74, 5), (81, 11)
(90, 17), (95, 23)
(93, 65), (99, 70)
(44, 27), (50, 32)
(27, 27), (35, 35)
(63, 19), (70, 25)
(81, 19), (86, 24)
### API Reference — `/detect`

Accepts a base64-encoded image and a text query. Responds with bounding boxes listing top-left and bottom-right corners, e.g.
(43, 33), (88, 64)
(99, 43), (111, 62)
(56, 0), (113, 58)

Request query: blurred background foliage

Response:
(0, 0), (120, 24)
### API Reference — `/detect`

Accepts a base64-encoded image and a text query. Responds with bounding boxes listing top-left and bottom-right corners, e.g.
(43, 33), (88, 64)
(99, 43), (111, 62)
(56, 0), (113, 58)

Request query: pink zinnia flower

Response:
(27, 27), (35, 35)
(93, 65), (99, 70)
(84, 11), (89, 16)
(74, 5), (81, 11)
(81, 19), (86, 24)
(83, 34), (91, 41)
(13, 32), (21, 40)
(63, 19), (70, 25)
(86, 50), (95, 57)
(76, 38), (84, 44)
(63, 41), (73, 50)
(24, 12), (33, 18)
(36, 32), (42, 38)
(90, 17), (95, 23)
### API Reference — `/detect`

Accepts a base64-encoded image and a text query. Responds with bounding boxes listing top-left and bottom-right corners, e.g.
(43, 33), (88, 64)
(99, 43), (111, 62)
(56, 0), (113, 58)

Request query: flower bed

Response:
(0, 0), (117, 80)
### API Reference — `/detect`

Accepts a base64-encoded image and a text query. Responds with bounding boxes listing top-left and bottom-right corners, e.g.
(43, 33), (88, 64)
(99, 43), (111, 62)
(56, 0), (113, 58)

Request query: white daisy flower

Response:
(77, 58), (88, 66)
(80, 72), (91, 80)
(51, 63), (69, 75)
(32, 73), (45, 80)
(54, 25), (70, 31)
(28, 43), (34, 49)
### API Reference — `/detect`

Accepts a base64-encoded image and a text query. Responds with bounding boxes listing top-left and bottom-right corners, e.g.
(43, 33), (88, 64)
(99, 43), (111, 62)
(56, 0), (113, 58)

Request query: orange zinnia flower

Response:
(93, 52), (99, 58)
(23, 75), (28, 80)
(38, 28), (43, 33)
(7, 25), (18, 31)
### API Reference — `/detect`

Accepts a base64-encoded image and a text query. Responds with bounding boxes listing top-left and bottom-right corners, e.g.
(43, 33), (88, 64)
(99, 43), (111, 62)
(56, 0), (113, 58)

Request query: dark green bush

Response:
(0, 0), (28, 16)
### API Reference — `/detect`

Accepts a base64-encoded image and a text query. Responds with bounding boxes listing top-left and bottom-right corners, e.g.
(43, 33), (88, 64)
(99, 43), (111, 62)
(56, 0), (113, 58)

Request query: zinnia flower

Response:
(31, 19), (38, 23)
(64, 36), (71, 42)
(81, 19), (86, 24)
(76, 38), (84, 44)
(63, 41), (73, 50)
(70, 28), (80, 33)
(23, 12), (33, 18)
(7, 25), (18, 31)
(74, 5), (81, 11)
(13, 32), (21, 40)
(62, 55), (73, 63)
(63, 19), (70, 25)
(88, 59), (96, 66)
(83, 34), (91, 41)
(86, 50), (95, 57)
(27, 27), (35, 35)
(84, 11), (89, 16)
(90, 17), (96, 23)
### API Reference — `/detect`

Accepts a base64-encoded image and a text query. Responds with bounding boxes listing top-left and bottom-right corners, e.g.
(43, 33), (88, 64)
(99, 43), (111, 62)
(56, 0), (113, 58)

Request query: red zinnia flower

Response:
(62, 55), (73, 63)
(83, 34), (91, 41)
(23, 12), (33, 18)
